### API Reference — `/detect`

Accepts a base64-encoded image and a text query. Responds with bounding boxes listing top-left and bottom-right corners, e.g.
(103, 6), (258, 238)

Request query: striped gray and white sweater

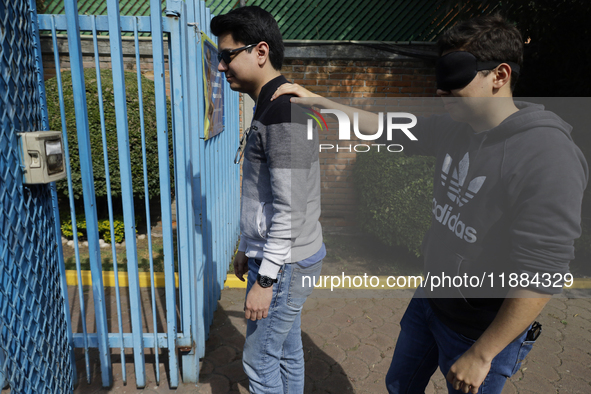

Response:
(237, 75), (323, 279)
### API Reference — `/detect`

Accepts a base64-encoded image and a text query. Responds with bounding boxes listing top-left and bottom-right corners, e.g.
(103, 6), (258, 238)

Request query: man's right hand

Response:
(234, 251), (248, 281)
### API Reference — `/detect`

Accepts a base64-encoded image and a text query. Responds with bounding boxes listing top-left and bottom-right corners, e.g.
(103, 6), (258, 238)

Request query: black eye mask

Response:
(436, 51), (520, 91)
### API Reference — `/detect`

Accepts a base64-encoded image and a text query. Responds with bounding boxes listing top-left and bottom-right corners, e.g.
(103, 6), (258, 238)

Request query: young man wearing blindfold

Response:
(211, 6), (325, 394)
(272, 14), (587, 394)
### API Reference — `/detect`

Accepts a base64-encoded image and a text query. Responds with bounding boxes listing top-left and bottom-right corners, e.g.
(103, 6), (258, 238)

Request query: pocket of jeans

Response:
(511, 340), (535, 375)
(286, 260), (323, 308)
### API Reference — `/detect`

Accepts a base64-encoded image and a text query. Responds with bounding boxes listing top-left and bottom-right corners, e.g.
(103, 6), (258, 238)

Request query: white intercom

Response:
(17, 131), (67, 184)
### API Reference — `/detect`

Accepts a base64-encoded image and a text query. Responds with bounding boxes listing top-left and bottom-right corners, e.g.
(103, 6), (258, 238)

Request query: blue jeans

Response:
(386, 290), (535, 394)
(242, 257), (323, 394)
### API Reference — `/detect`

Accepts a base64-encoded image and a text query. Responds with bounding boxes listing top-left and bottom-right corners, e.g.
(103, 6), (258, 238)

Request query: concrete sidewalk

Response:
(63, 287), (591, 394)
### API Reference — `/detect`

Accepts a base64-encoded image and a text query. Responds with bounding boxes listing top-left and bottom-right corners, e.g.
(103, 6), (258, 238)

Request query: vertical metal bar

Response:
(168, 0), (200, 382)
(105, 0), (146, 387)
(38, 15), (78, 387)
(63, 0), (113, 387)
(50, 16), (92, 384)
(167, 31), (183, 333)
(91, 15), (127, 385)
(150, 0), (179, 386)
(133, 17), (161, 385)
(209, 8), (225, 304)
(185, 0), (206, 361)
(197, 0), (213, 337)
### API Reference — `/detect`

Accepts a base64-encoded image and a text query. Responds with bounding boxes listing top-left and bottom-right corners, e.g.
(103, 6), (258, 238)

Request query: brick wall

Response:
(280, 45), (437, 232)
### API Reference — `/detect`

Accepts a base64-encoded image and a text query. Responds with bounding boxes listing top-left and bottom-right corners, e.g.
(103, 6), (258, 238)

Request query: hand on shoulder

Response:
(271, 83), (322, 106)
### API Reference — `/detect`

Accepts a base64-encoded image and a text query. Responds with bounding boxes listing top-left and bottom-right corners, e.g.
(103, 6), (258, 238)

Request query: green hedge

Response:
(353, 152), (435, 256)
(61, 214), (129, 244)
(45, 68), (174, 203)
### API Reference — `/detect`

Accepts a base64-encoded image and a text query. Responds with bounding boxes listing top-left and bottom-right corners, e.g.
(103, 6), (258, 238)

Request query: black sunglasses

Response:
(217, 43), (257, 65)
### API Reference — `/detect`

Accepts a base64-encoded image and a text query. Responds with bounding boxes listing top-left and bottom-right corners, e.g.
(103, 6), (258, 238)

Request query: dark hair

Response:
(210, 6), (284, 70)
(438, 14), (523, 90)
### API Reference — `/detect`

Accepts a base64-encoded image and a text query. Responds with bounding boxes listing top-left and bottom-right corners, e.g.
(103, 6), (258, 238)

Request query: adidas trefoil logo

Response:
(440, 152), (486, 207)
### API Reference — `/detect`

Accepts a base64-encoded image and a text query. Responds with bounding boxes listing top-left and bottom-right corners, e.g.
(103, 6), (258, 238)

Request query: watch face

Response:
(258, 275), (274, 288)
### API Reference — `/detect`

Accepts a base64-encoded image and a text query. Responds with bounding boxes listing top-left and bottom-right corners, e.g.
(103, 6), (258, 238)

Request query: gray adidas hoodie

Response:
(394, 101), (588, 338)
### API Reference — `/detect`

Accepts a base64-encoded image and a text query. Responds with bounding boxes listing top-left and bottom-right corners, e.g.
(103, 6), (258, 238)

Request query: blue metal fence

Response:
(34, 0), (240, 388)
(0, 0), (75, 392)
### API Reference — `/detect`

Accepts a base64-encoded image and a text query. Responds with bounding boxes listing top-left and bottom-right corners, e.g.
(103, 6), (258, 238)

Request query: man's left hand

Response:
(446, 347), (491, 393)
(245, 282), (273, 321)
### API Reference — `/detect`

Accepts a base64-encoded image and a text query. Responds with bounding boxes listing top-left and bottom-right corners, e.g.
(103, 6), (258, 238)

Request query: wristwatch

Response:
(257, 274), (278, 288)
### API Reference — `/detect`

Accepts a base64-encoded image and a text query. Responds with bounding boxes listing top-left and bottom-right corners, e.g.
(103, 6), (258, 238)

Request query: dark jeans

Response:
(386, 291), (534, 393)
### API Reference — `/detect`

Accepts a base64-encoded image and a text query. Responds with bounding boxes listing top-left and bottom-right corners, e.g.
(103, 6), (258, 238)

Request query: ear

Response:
(255, 41), (270, 67)
(492, 63), (513, 90)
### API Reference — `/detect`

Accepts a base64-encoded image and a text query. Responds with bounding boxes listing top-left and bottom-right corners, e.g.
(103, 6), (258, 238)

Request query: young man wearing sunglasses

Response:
(211, 6), (324, 394)
(272, 14), (587, 394)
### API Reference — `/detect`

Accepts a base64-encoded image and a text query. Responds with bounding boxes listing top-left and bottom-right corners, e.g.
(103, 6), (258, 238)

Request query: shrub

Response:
(353, 151), (435, 256)
(61, 214), (130, 244)
(45, 68), (174, 203)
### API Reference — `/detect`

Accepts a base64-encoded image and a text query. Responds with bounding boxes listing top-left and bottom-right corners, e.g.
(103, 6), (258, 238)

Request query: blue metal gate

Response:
(34, 0), (240, 388)
(0, 0), (75, 392)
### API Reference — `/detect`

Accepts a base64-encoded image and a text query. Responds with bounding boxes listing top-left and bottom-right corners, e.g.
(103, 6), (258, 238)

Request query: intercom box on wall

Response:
(17, 131), (67, 184)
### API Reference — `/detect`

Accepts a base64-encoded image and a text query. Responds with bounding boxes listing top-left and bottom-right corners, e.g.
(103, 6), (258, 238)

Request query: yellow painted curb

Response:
(570, 278), (591, 289)
(224, 276), (248, 289)
(65, 270), (179, 288)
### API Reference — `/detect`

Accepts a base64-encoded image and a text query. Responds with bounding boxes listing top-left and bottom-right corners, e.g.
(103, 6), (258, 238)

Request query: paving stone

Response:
(556, 378), (591, 393)
(301, 312), (322, 328)
(314, 371), (355, 394)
(343, 321), (373, 339)
(328, 310), (356, 327)
(303, 297), (319, 310)
(364, 332), (397, 350)
(212, 323), (240, 339)
(373, 357), (394, 375)
(340, 356), (370, 381)
(555, 359), (591, 381)
(349, 344), (383, 366)
(519, 358), (560, 381)
(196, 373), (231, 394)
(327, 331), (360, 351)
(230, 378), (249, 394)
(425, 379), (437, 394)
(199, 359), (214, 375)
(326, 297), (349, 310)
(358, 370), (387, 393)
(305, 331), (327, 347)
(350, 298), (376, 311)
(318, 343), (347, 365)
(312, 303), (337, 318)
(340, 303), (365, 319)
(373, 321), (401, 338)
(314, 322), (340, 339)
(215, 359), (247, 384)
(533, 336), (563, 355)
(359, 310), (385, 328)
(513, 367), (562, 393)
(305, 357), (331, 381)
(207, 345), (237, 368)
(501, 380), (518, 394)
(558, 346), (591, 365)
(223, 334), (246, 351)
